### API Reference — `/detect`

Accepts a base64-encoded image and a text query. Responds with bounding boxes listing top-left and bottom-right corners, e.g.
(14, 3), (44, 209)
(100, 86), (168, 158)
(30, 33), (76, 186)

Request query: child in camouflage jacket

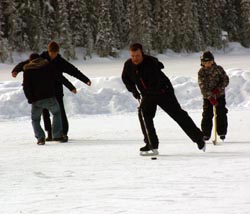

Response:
(198, 51), (229, 141)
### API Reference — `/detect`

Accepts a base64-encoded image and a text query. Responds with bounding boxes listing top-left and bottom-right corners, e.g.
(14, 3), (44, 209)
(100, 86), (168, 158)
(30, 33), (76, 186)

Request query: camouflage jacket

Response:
(198, 63), (229, 99)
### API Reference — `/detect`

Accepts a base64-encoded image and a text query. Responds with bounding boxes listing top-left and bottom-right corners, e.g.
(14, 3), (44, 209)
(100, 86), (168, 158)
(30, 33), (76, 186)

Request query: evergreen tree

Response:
(181, 0), (204, 52)
(135, 0), (153, 53)
(40, 0), (56, 47)
(0, 0), (249, 56)
(110, 0), (128, 50)
(0, 0), (9, 62)
(171, 1), (183, 52)
(206, 0), (222, 48)
(239, 0), (250, 47)
(67, 0), (94, 58)
(191, 0), (205, 51)
(67, 0), (86, 47)
(196, 0), (222, 49)
(127, 0), (153, 53)
(222, 0), (240, 42)
(17, 0), (43, 52)
(126, 0), (139, 43)
(56, 0), (75, 59)
(162, 0), (177, 50)
(152, 0), (168, 52)
(84, 0), (98, 58)
(95, 0), (115, 57)
(4, 0), (22, 62)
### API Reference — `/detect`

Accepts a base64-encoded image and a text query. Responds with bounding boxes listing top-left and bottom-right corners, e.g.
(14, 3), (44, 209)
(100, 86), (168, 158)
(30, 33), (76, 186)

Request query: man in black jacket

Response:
(12, 41), (91, 142)
(23, 53), (63, 145)
(122, 43), (205, 155)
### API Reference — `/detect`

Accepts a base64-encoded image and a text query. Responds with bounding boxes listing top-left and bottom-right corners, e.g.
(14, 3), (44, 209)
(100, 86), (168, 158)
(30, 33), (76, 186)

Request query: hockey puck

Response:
(151, 157), (157, 160)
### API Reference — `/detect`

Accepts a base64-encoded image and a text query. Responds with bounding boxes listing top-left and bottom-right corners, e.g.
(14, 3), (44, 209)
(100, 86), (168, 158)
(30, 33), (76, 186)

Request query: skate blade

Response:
(140, 149), (159, 156)
(201, 144), (206, 152)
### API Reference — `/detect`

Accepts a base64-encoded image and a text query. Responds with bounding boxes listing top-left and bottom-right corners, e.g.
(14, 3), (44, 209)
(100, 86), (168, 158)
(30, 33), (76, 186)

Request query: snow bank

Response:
(0, 69), (250, 119)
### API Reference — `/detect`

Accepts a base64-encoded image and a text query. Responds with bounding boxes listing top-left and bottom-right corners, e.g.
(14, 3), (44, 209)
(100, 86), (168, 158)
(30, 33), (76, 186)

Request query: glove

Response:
(209, 97), (218, 106)
(12, 71), (18, 78)
(132, 90), (141, 100)
(212, 88), (220, 95)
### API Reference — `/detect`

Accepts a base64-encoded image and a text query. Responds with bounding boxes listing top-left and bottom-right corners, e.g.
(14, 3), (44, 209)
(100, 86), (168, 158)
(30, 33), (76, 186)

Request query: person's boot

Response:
(140, 144), (159, 156)
(196, 139), (206, 152)
(140, 144), (150, 152)
(61, 134), (68, 143)
(203, 135), (210, 141)
(53, 134), (68, 143)
(220, 135), (226, 140)
(37, 137), (45, 145)
(46, 131), (52, 141)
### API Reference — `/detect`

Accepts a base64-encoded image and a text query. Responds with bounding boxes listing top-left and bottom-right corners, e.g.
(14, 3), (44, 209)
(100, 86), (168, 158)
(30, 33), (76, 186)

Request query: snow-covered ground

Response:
(1, 43), (250, 214)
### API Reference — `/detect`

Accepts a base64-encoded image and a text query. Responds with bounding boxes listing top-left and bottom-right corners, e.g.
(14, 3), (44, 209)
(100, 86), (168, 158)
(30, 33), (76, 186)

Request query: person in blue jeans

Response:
(31, 98), (62, 144)
(22, 53), (64, 145)
(12, 41), (91, 142)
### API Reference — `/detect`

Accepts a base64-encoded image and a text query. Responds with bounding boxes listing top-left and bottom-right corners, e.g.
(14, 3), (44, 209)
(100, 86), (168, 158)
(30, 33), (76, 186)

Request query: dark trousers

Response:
(43, 96), (68, 136)
(201, 95), (228, 137)
(138, 93), (203, 148)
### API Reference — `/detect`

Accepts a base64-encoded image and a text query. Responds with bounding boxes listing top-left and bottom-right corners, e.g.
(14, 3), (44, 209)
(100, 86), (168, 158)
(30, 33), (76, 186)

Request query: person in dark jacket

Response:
(12, 41), (91, 142)
(198, 51), (229, 141)
(12, 57), (76, 142)
(23, 53), (63, 145)
(122, 43), (206, 155)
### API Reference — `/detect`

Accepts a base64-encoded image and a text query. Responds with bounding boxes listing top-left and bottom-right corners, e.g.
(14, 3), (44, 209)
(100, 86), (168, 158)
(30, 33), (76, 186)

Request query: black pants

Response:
(138, 93), (203, 149)
(43, 96), (68, 136)
(201, 95), (228, 137)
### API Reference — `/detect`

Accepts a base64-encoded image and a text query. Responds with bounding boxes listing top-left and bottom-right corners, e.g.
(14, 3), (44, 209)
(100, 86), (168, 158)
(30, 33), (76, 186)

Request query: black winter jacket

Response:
(12, 60), (75, 97)
(40, 51), (90, 96)
(122, 55), (174, 96)
(23, 58), (56, 103)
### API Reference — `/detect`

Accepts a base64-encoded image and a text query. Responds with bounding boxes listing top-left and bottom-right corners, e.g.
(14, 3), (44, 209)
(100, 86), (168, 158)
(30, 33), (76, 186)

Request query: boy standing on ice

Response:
(198, 51), (229, 141)
(122, 43), (206, 155)
(23, 53), (63, 145)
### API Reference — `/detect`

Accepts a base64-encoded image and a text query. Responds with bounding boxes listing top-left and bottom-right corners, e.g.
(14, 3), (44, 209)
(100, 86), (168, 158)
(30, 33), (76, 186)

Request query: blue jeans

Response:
(31, 97), (62, 140)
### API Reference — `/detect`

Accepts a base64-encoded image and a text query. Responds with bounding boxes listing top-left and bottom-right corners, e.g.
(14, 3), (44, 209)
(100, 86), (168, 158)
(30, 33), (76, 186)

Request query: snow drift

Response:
(0, 69), (250, 119)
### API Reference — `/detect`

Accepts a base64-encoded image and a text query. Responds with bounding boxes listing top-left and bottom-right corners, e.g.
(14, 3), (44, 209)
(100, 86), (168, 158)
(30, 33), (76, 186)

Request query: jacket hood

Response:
(23, 58), (49, 71)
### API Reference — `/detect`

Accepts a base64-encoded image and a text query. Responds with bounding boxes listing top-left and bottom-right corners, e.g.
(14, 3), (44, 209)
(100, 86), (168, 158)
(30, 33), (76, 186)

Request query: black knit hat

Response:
(200, 51), (214, 62)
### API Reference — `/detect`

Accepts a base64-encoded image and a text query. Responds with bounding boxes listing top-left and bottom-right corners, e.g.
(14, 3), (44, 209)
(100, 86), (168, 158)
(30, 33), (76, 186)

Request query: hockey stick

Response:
(138, 99), (158, 156)
(212, 105), (217, 145)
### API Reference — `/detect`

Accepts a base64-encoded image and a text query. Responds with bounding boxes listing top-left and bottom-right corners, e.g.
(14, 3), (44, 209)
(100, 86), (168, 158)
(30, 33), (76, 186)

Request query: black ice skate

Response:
(140, 145), (159, 156)
(196, 140), (206, 152)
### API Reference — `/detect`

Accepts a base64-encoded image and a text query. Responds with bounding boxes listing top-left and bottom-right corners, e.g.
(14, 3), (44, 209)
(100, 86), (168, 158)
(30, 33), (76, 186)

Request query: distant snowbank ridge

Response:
(0, 69), (250, 119)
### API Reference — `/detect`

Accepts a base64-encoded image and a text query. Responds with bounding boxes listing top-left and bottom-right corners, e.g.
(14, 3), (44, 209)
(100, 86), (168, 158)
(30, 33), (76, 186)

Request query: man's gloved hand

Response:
(132, 90), (141, 100)
(12, 71), (18, 78)
(209, 97), (218, 106)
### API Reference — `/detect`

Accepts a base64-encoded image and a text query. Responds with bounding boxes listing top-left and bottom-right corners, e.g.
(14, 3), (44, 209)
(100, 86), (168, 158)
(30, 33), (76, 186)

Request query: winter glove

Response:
(12, 71), (18, 78)
(209, 97), (218, 106)
(71, 89), (77, 94)
(132, 90), (141, 100)
(212, 88), (220, 95)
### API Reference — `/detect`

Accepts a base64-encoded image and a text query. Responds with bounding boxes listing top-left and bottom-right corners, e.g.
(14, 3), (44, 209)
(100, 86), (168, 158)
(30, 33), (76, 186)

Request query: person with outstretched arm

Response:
(122, 43), (206, 155)
(12, 41), (91, 142)
(22, 53), (63, 145)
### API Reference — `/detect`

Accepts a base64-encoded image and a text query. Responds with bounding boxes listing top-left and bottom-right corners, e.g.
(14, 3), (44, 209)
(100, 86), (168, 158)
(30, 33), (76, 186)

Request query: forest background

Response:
(1, 0), (250, 62)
